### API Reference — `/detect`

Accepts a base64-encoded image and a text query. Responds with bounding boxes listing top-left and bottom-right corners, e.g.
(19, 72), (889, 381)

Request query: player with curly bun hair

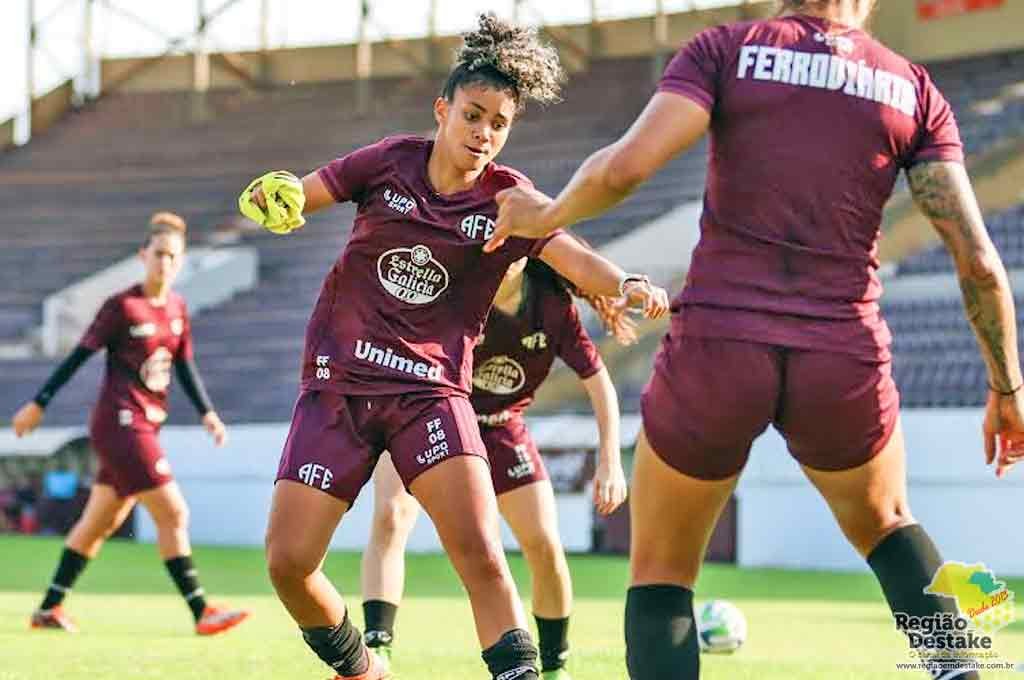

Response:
(12, 212), (248, 637)
(240, 13), (668, 680)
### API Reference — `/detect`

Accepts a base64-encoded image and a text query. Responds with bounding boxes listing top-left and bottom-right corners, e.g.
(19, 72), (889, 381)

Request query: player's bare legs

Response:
(498, 480), (570, 620)
(65, 484), (136, 557)
(361, 455), (420, 607)
(801, 420), (914, 556)
(31, 483), (135, 632)
(629, 430), (737, 590)
(361, 456), (419, 659)
(137, 482), (192, 559)
(267, 480), (384, 678)
(410, 455), (530, 648)
(625, 428), (737, 679)
(266, 479), (351, 626)
(137, 481), (249, 635)
(499, 479), (574, 677)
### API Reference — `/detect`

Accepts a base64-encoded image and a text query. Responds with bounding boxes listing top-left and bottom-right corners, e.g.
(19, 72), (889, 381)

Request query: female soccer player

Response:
(360, 254), (633, 680)
(12, 212), (249, 636)
(486, 1), (1024, 678)
(240, 14), (667, 680)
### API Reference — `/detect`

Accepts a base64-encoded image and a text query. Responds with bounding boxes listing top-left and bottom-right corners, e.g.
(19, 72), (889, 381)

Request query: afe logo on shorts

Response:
(139, 347), (173, 392)
(377, 244), (450, 305)
(154, 458), (172, 476)
(473, 355), (526, 395)
(298, 463), (333, 490)
(170, 318), (184, 336)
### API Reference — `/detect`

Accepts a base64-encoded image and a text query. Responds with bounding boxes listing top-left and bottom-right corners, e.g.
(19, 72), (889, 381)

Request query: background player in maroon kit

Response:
(241, 14), (667, 680)
(360, 252), (638, 680)
(486, 1), (1024, 678)
(11, 212), (249, 637)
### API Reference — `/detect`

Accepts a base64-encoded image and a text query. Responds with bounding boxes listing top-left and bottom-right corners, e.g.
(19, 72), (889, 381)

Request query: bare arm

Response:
(581, 367), (627, 515)
(906, 161), (1021, 391)
(538, 234), (669, 318)
(908, 161), (1024, 475)
(486, 93), (710, 248)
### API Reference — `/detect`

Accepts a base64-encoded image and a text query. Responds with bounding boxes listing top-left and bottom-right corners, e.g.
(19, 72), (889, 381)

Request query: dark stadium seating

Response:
(898, 204), (1024, 276)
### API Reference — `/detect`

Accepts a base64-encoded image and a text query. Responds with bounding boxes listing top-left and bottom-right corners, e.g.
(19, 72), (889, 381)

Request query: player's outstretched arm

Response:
(11, 345), (96, 437)
(581, 367), (627, 516)
(907, 160), (1024, 476)
(485, 92), (709, 251)
(538, 234), (669, 319)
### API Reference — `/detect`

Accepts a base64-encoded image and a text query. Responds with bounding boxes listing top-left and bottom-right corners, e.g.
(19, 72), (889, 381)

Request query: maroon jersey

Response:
(471, 284), (603, 424)
(659, 15), (963, 359)
(307, 135), (554, 398)
(80, 285), (192, 430)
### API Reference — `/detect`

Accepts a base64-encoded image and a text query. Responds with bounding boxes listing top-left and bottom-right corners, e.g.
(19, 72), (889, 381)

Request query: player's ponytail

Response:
(145, 211), (187, 247)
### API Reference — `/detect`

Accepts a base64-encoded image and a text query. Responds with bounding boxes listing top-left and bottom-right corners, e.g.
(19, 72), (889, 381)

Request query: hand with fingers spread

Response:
(484, 185), (558, 253)
(983, 389), (1024, 478)
(592, 454), (628, 516)
(588, 295), (639, 346)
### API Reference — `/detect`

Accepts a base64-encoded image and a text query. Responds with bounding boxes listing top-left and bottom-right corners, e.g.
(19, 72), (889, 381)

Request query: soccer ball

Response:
(696, 600), (747, 654)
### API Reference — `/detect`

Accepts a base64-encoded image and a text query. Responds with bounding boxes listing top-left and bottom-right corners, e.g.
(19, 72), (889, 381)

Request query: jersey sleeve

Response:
(657, 25), (731, 114)
(556, 299), (604, 380)
(317, 138), (391, 204)
(79, 296), (122, 350)
(904, 66), (964, 168)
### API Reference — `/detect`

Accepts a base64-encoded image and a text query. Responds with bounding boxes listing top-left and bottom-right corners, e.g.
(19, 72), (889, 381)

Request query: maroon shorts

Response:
(90, 413), (173, 497)
(277, 390), (487, 503)
(641, 333), (900, 480)
(481, 416), (548, 496)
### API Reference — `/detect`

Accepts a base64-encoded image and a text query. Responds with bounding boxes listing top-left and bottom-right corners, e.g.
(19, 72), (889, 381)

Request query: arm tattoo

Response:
(907, 161), (1019, 391)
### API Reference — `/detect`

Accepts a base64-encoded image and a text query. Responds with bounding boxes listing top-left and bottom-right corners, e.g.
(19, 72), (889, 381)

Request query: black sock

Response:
(868, 524), (980, 680)
(164, 555), (207, 622)
(535, 615), (570, 672)
(302, 612), (369, 677)
(40, 548), (89, 610)
(481, 628), (539, 680)
(363, 599), (398, 648)
(625, 585), (699, 680)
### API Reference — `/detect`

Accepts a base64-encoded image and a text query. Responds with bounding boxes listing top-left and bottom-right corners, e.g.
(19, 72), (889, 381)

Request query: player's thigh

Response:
(641, 334), (781, 480)
(801, 420), (914, 556)
(630, 428), (738, 589)
(370, 452), (420, 534)
(136, 480), (189, 528)
(266, 479), (351, 577)
(497, 478), (562, 556)
(74, 483), (135, 535)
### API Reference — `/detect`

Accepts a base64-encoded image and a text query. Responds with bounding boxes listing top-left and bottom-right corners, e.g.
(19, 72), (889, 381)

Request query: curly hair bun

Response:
(451, 13), (565, 110)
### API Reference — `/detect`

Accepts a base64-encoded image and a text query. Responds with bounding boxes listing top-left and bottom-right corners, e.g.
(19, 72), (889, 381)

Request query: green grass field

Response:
(0, 535), (1020, 679)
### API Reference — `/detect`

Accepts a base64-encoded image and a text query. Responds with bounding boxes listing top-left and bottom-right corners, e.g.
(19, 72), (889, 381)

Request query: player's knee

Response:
(156, 501), (189, 532)
(449, 533), (508, 589)
(372, 498), (417, 543)
(266, 538), (319, 588)
(845, 499), (915, 555)
(519, 529), (564, 571)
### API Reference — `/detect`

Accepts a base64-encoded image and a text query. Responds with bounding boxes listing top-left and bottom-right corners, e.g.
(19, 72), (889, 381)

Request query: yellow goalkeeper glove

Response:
(238, 171), (306, 234)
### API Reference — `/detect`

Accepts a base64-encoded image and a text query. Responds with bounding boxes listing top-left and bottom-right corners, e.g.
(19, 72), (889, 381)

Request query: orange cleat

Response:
(331, 648), (392, 680)
(30, 606), (79, 633)
(195, 605), (250, 636)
